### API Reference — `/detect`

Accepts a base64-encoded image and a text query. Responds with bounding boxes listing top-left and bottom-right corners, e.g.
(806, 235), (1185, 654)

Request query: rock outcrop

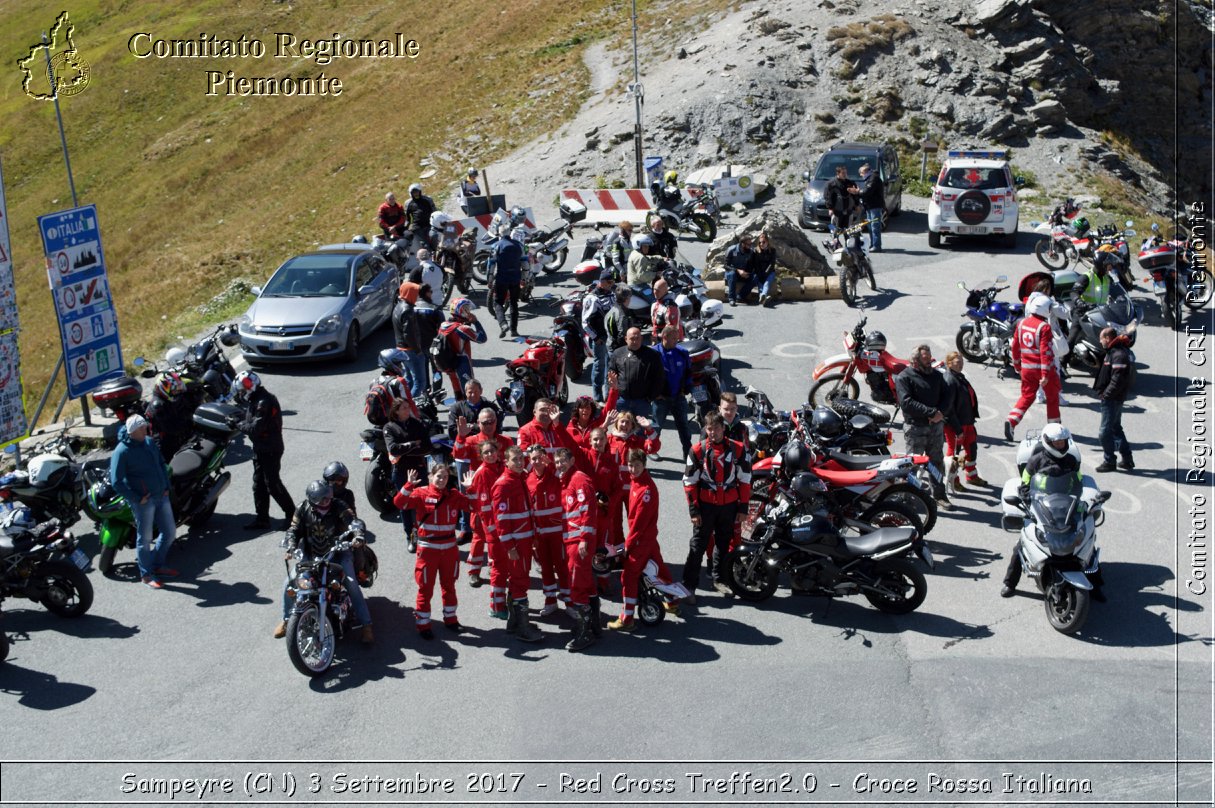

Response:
(703, 210), (832, 279)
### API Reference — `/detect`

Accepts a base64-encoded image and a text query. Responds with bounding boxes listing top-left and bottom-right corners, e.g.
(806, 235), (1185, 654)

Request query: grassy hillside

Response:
(3, 0), (629, 422)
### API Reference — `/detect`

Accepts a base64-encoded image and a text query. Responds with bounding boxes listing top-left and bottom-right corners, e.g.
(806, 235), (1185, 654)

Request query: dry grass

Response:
(825, 14), (915, 63)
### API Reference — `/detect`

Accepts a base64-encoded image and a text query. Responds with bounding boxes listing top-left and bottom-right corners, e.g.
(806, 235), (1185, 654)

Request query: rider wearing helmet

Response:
(1066, 248), (1125, 355)
(601, 221), (634, 279)
(1006, 291), (1062, 442)
(405, 183), (437, 245)
(236, 371), (297, 530)
(278, 480), (373, 643)
(652, 169), (683, 210)
(146, 371), (193, 461)
(437, 297), (487, 401)
(323, 461), (355, 515)
(648, 214), (678, 260)
(626, 233), (664, 287)
(378, 192), (406, 238)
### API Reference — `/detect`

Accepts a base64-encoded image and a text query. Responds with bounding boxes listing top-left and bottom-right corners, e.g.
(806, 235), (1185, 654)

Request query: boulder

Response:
(1026, 99), (1066, 124)
(703, 210), (832, 280)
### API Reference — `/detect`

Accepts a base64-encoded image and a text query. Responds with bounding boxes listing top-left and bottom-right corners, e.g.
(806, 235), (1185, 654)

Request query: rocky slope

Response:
(481, 0), (1212, 223)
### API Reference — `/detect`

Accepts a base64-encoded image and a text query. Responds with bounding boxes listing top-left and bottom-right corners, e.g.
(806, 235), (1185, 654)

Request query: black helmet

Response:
(779, 441), (816, 479)
(351, 234), (368, 244)
(377, 348), (408, 376)
(323, 461), (349, 485)
(864, 330), (888, 351)
(791, 471), (828, 502)
(354, 544), (379, 588)
(1093, 249), (1116, 273)
(810, 406), (845, 438)
(305, 480), (333, 507)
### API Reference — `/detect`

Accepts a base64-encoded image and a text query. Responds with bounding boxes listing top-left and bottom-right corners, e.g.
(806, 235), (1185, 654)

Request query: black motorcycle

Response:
(1064, 292), (1142, 374)
(742, 386), (792, 460)
(360, 427), (453, 517)
(727, 473), (929, 611)
(649, 187), (717, 243)
(284, 528), (363, 677)
(0, 432), (109, 528)
(149, 324), (243, 406)
(0, 517), (93, 620)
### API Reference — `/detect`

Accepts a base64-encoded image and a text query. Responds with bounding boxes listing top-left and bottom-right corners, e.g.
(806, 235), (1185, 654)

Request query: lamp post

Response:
(628, 0), (645, 189)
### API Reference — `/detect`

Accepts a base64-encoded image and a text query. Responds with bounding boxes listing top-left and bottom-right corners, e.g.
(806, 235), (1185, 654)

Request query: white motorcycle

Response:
(1000, 436), (1110, 634)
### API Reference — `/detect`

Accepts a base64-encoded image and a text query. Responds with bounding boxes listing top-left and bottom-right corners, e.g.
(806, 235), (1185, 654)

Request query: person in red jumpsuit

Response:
(605, 409), (661, 556)
(452, 411), (515, 471)
(1006, 295), (1062, 441)
(393, 463), (476, 639)
(526, 443), (570, 616)
(563, 378), (620, 471)
(608, 449), (678, 631)
(463, 439), (504, 590)
(554, 446), (599, 651)
(517, 398), (576, 459)
(582, 427), (619, 595)
(489, 446), (543, 642)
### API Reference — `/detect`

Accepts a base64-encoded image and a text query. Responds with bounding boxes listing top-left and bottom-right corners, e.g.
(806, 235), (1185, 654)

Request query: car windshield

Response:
(814, 154), (873, 181)
(939, 167), (1009, 191)
(260, 256), (352, 297)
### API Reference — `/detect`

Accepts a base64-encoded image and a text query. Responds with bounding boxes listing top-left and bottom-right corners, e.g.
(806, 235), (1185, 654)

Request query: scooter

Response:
(955, 275), (1023, 370)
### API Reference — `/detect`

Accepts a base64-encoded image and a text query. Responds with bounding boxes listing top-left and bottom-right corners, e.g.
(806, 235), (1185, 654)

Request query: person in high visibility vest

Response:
(1065, 250), (1120, 359)
(1005, 295), (1062, 441)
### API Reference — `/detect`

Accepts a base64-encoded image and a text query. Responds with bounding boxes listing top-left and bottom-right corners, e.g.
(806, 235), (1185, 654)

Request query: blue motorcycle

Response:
(955, 276), (1024, 372)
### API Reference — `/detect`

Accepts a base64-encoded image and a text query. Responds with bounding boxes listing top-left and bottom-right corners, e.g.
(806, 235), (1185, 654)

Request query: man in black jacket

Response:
(392, 281), (429, 399)
(237, 372), (296, 530)
(825, 165), (860, 235)
(609, 327), (667, 416)
(858, 163), (884, 251)
(414, 284), (445, 400)
(405, 183), (437, 245)
(894, 345), (953, 508)
(1093, 327), (1135, 472)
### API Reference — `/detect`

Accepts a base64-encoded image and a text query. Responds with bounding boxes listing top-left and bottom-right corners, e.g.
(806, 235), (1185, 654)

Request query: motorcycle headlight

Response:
(295, 574), (313, 590)
(313, 314), (343, 335)
(1045, 530), (1080, 555)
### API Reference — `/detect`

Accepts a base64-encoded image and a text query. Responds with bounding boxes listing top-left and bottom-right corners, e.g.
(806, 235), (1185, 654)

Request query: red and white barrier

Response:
(560, 189), (654, 224)
(445, 208), (535, 239)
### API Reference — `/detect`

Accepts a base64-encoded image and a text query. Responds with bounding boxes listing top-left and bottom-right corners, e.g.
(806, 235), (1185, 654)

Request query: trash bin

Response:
(643, 156), (664, 188)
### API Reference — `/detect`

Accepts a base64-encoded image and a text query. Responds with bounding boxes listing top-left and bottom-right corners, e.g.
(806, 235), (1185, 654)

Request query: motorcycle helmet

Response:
(635, 234), (654, 251)
(810, 406), (845, 438)
(408, 183), (422, 195)
(675, 292), (694, 321)
(791, 471), (828, 501)
(1072, 216), (1090, 235)
(779, 441), (816, 478)
(509, 206), (527, 226)
(451, 297), (476, 318)
(233, 370), (260, 396)
(1040, 423), (1073, 460)
(155, 371), (185, 401)
(87, 478), (126, 516)
(700, 299), (724, 328)
(664, 169), (679, 185)
(377, 348), (409, 377)
(164, 346), (188, 365)
(509, 226), (528, 243)
(1026, 294), (1052, 318)
(351, 234), (368, 244)
(1, 506), (36, 537)
(219, 326), (240, 347)
(1093, 248), (1117, 273)
(467, 168), (478, 178)
(323, 461), (350, 486)
(430, 211), (451, 228)
(864, 331), (888, 352)
(306, 480), (333, 510)
(354, 544), (379, 588)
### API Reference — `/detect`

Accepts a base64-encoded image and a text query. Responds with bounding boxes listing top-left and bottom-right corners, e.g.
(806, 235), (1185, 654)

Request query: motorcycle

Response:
(954, 275), (1023, 370)
(283, 528), (364, 677)
(648, 185), (717, 243)
(1032, 199), (1094, 270)
(590, 553), (690, 626)
(0, 517), (93, 619)
(494, 334), (570, 428)
(726, 471), (930, 611)
(431, 213), (477, 305)
(84, 402), (243, 575)
(473, 201), (582, 284)
(683, 331), (722, 421)
(742, 386), (793, 460)
(1001, 470), (1110, 635)
(686, 182), (722, 224)
(794, 400), (893, 456)
(360, 427), (454, 517)
(822, 219), (878, 307)
(1063, 291), (1142, 374)
(157, 324), (243, 406)
(807, 317), (912, 410)
(0, 432), (108, 527)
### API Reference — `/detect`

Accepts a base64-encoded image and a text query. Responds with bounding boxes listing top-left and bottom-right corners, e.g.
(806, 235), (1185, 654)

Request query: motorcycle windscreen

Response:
(1028, 473), (1084, 553)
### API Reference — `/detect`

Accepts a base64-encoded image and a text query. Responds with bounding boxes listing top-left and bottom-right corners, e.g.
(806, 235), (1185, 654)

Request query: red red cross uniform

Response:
(517, 419), (577, 459)
(464, 458), (503, 578)
(527, 465), (569, 610)
(489, 469), (536, 611)
(559, 469), (598, 608)
(394, 483), (475, 631)
(452, 432), (514, 471)
(619, 469), (673, 623)
(1009, 315), (1061, 426)
(605, 426), (661, 554)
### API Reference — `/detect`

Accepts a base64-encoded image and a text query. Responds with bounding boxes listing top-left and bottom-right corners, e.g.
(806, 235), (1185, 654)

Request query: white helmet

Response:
(1040, 423), (1073, 459)
(408, 183), (423, 195)
(1027, 294), (1051, 318)
(28, 453), (71, 487)
(164, 346), (187, 365)
(430, 212), (451, 228)
(700, 299), (725, 328)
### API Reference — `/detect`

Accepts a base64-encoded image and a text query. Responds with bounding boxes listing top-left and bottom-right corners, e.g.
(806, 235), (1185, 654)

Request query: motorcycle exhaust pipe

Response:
(187, 471), (232, 520)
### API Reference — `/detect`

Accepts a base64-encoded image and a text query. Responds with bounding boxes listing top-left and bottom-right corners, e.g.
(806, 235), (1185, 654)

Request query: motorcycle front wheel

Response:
(1034, 238), (1069, 270)
(440, 271), (456, 306)
(863, 558), (927, 614)
(725, 550), (778, 602)
(955, 324), (989, 363)
(541, 248), (568, 274)
(471, 252), (490, 285)
(807, 372), (860, 408)
(286, 604), (336, 677)
(839, 266), (857, 307)
(38, 562), (94, 617)
(689, 213), (717, 243)
(636, 582), (666, 626)
(1044, 580), (1090, 634)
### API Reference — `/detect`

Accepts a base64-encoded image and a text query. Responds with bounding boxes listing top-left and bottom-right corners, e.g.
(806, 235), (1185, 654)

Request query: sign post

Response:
(38, 204), (123, 405)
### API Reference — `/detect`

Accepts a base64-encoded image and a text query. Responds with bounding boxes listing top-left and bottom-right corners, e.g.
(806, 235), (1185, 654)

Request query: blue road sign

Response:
(38, 204), (124, 398)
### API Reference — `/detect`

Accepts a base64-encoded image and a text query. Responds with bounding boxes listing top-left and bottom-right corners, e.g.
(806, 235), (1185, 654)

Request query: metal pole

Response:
(27, 355), (65, 433)
(41, 31), (90, 426)
(631, 0), (644, 189)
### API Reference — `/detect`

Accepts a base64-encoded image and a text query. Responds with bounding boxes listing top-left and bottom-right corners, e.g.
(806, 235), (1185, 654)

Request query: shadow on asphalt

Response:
(305, 595), (411, 692)
(776, 595), (995, 646)
(0, 660), (97, 710)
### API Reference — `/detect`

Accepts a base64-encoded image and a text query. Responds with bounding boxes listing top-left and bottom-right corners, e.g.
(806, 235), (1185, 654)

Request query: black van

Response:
(799, 142), (903, 230)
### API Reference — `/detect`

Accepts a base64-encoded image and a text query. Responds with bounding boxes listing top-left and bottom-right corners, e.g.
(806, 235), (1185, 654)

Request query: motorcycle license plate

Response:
(359, 442), (375, 461)
(1153, 280), (1167, 293)
(70, 548), (89, 570)
(918, 544), (935, 569)
(691, 384), (709, 403)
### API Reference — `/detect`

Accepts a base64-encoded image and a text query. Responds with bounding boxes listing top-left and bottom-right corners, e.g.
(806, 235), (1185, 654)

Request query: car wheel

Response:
(798, 214), (814, 229)
(928, 230), (942, 249)
(343, 322), (360, 361)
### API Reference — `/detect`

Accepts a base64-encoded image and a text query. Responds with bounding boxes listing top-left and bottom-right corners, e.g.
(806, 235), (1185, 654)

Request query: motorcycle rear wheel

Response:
(807, 373), (860, 408)
(955, 324), (989, 363)
(541, 248), (568, 274)
(1044, 581), (1090, 634)
(185, 499), (217, 528)
(870, 484), (937, 535)
(286, 604), (336, 677)
(38, 562), (93, 618)
(471, 251), (490, 284)
(440, 271), (456, 306)
(863, 557), (927, 614)
(1034, 238), (1068, 270)
(636, 582), (666, 626)
(725, 550), (778, 602)
(839, 266), (857, 307)
(858, 500), (925, 536)
(689, 213), (717, 243)
(364, 462), (395, 516)
(1184, 268), (1212, 310)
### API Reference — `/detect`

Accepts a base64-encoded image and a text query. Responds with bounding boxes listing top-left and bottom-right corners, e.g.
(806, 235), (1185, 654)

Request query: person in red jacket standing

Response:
(394, 463), (476, 639)
(605, 410), (661, 556)
(489, 446), (543, 642)
(554, 446), (599, 651)
(526, 444), (569, 616)
(681, 410), (751, 602)
(1006, 295), (1062, 441)
(563, 379), (620, 467)
(378, 192), (406, 237)
(517, 398), (576, 459)
(464, 440), (504, 589)
(452, 411), (515, 472)
(609, 450), (678, 632)
(582, 427), (619, 595)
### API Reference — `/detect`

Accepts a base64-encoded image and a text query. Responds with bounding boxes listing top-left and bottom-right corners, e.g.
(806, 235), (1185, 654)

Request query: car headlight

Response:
(313, 314), (343, 335)
(807, 189), (823, 203)
(237, 314), (253, 334)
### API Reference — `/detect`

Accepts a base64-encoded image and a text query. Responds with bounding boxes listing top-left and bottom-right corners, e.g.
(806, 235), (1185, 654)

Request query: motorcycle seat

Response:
(823, 451), (883, 472)
(842, 526), (917, 557)
(811, 465), (877, 486)
(169, 445), (215, 479)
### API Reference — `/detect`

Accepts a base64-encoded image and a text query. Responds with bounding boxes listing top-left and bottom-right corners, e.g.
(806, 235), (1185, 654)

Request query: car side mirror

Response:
(1014, 176), (1026, 186)
(802, 171), (810, 182)
(358, 285), (375, 296)
(250, 285), (262, 297)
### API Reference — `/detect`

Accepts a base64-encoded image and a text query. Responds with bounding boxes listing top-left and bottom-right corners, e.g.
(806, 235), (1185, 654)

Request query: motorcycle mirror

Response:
(1125, 220), (1135, 228)
(1151, 223), (1160, 232)
(802, 171), (810, 182)
(350, 518), (366, 532)
(3, 444), (14, 455)
(133, 357), (145, 367)
(1002, 495), (1022, 506)
(957, 281), (967, 290)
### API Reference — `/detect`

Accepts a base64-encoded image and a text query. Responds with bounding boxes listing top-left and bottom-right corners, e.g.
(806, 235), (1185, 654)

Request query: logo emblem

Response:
(18, 12), (91, 101)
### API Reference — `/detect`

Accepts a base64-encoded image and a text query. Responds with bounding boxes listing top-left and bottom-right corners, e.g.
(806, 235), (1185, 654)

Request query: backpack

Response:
(430, 324), (458, 372)
(364, 382), (395, 426)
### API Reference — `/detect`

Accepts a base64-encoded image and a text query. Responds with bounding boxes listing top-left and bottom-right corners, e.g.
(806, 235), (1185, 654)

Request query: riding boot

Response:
(588, 596), (604, 638)
(505, 600), (520, 635)
(565, 606), (595, 652)
(512, 599), (543, 643)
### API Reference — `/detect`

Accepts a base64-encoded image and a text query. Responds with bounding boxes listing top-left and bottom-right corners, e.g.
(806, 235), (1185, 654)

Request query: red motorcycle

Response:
(495, 335), (569, 428)
(807, 318), (913, 410)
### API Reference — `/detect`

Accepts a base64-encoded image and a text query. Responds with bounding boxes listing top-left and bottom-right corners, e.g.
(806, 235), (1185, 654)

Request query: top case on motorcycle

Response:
(169, 439), (220, 480)
(842, 526), (917, 557)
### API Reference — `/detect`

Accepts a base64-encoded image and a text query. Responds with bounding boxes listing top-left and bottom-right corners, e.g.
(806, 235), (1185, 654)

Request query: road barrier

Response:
(559, 189), (654, 225)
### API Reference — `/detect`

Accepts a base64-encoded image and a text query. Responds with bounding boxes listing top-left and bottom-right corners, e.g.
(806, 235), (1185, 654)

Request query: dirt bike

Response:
(823, 219), (878, 307)
(807, 317), (915, 410)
